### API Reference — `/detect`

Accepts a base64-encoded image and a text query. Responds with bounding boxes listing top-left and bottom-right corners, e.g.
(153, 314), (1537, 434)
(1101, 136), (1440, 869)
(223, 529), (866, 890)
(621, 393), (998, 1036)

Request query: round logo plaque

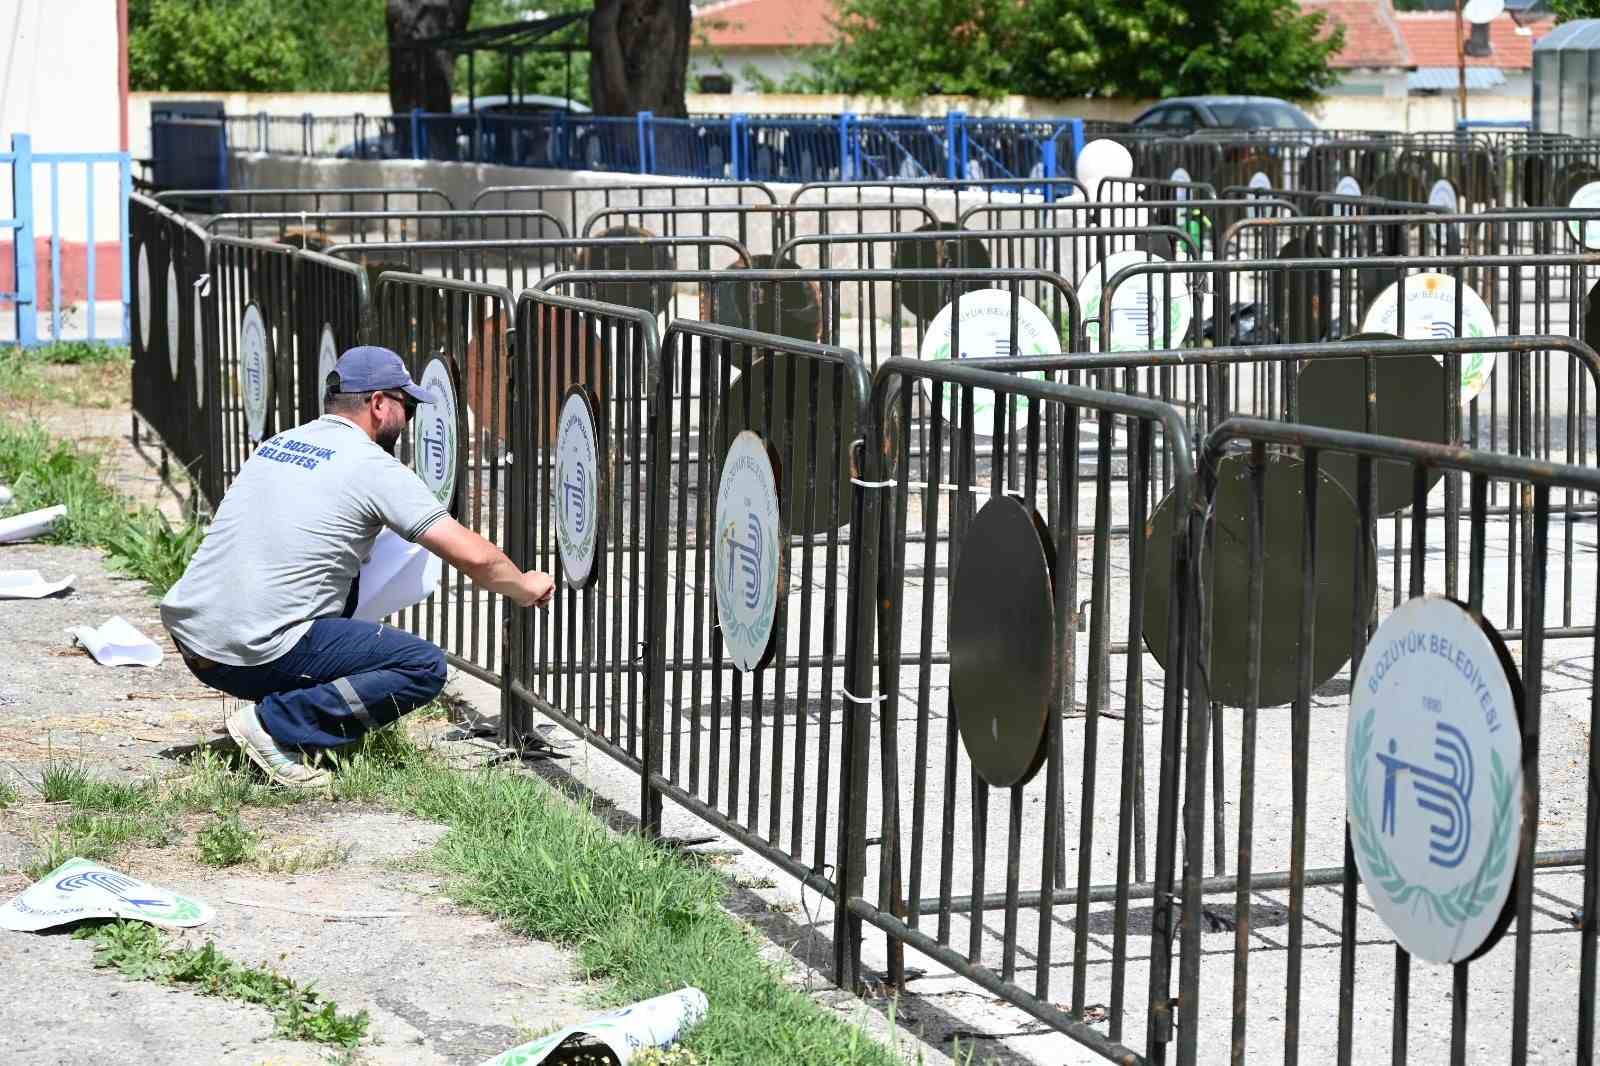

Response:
(1567, 179), (1600, 250)
(918, 289), (1059, 436)
(192, 288), (205, 406)
(713, 431), (783, 673)
(165, 261), (181, 381)
(239, 302), (271, 443)
(1170, 166), (1192, 201)
(950, 497), (1056, 789)
(414, 356), (460, 510)
(1078, 250), (1193, 353)
(555, 385), (605, 590)
(137, 244), (152, 351)
(316, 324), (338, 416)
(1348, 596), (1523, 964)
(1361, 273), (1499, 404)
(1335, 175), (1362, 199)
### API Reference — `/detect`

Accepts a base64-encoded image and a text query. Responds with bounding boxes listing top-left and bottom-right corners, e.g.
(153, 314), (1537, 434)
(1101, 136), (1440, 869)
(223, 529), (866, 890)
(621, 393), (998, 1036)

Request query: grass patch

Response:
(74, 920), (369, 1047)
(331, 728), (908, 1065)
(0, 774), (18, 809)
(196, 813), (256, 868)
(0, 418), (202, 594)
(0, 344), (130, 408)
(253, 838), (352, 874)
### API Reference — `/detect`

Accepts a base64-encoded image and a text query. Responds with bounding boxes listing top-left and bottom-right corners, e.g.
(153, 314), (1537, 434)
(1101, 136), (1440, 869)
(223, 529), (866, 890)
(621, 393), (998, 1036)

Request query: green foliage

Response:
(802, 0), (1346, 102)
(75, 921), (370, 1047)
(129, 0), (388, 93)
(196, 813), (257, 867)
(0, 775), (17, 810)
(0, 419), (203, 595)
(1549, 0), (1600, 20)
(456, 0), (592, 105)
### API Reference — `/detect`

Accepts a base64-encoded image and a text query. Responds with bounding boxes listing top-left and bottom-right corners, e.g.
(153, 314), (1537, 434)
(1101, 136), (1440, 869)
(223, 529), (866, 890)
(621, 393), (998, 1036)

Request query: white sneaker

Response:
(224, 701), (332, 790)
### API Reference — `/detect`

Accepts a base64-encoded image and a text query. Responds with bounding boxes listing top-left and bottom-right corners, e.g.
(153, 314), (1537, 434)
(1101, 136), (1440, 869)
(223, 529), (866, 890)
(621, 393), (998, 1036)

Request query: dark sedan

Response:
(1131, 96), (1318, 131)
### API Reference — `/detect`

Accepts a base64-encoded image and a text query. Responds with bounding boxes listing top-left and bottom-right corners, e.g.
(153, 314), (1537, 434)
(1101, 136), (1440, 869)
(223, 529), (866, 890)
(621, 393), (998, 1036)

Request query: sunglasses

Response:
(378, 390), (419, 420)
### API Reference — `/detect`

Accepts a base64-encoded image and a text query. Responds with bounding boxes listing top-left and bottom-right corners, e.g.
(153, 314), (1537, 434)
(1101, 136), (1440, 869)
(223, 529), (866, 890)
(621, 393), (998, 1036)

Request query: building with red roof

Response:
(690, 0), (840, 95)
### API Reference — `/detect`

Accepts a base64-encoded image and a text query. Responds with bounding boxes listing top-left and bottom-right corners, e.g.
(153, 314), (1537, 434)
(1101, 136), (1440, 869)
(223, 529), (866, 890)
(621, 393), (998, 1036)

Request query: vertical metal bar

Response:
(1285, 448), (1320, 1066)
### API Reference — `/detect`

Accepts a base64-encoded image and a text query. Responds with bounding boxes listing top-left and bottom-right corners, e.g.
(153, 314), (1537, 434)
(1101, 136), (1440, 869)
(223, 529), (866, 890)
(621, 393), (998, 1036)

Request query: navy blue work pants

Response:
(186, 618), (447, 749)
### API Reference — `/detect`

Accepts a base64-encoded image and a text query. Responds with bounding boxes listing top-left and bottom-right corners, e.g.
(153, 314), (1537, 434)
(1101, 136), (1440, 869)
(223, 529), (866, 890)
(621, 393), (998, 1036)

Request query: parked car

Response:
(1131, 96), (1318, 132)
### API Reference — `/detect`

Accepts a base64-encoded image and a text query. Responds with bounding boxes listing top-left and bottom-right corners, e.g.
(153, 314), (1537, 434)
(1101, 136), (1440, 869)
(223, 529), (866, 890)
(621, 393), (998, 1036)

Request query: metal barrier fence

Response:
(203, 209), (569, 247)
(128, 193), (215, 506)
(1172, 419), (1600, 1066)
(130, 181), (1600, 1061)
(373, 272), (516, 684)
(155, 187), (456, 215)
(842, 357), (1197, 1061)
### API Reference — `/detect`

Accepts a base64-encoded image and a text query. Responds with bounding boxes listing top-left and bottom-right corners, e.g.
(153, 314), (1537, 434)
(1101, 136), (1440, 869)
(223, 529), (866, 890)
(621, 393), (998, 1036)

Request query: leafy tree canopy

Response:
(797, 0), (1346, 102)
(130, 0), (389, 92)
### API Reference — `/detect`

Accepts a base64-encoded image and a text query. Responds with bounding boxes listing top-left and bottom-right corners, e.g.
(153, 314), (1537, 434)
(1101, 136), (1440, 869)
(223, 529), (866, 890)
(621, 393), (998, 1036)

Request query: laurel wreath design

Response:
(1351, 708), (1515, 930)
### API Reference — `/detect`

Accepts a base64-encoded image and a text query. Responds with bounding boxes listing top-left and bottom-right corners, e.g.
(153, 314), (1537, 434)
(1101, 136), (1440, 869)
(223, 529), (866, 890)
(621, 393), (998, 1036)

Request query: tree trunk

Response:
(387, 0), (473, 115)
(589, 0), (692, 117)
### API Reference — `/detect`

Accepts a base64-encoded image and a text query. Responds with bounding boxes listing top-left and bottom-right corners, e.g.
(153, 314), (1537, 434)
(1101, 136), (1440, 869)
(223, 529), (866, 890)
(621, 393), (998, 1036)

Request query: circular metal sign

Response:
(192, 287), (205, 406)
(951, 497), (1056, 789)
(165, 260), (181, 380)
(1170, 167), (1192, 200)
(1429, 178), (1459, 213)
(1568, 179), (1600, 250)
(1295, 346), (1449, 517)
(1078, 250), (1193, 353)
(1142, 452), (1376, 709)
(137, 244), (152, 351)
(239, 301), (271, 443)
(713, 431), (784, 673)
(555, 385), (605, 590)
(1361, 273), (1499, 405)
(918, 289), (1059, 437)
(1348, 596), (1523, 964)
(1335, 175), (1362, 198)
(316, 324), (338, 416)
(413, 356), (460, 510)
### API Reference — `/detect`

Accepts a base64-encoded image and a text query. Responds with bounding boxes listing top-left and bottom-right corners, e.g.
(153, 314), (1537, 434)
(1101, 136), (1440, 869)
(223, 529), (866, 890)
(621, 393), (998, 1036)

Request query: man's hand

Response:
(514, 570), (556, 609)
(420, 518), (555, 609)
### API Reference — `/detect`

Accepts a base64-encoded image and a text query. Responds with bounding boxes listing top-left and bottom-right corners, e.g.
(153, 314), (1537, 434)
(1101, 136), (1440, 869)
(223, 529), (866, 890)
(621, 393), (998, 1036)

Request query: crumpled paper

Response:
(479, 987), (709, 1066)
(0, 570), (75, 599)
(67, 616), (164, 667)
(0, 505), (66, 544)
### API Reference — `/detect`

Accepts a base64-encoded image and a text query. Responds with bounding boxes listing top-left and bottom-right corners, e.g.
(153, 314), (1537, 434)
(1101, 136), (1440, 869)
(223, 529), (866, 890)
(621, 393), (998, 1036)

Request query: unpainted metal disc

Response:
(701, 254), (823, 342)
(951, 496), (1056, 789)
(576, 226), (672, 314)
(1142, 452), (1376, 709)
(716, 356), (857, 537)
(891, 223), (993, 321)
(1294, 339), (1448, 517)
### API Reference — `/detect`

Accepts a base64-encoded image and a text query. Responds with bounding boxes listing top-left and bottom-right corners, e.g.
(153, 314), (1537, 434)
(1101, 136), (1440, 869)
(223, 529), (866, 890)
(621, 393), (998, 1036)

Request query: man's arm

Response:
(418, 517), (554, 608)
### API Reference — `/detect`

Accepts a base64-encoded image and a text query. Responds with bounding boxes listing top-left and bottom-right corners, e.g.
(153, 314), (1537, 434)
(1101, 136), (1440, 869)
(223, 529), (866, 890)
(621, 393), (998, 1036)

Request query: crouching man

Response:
(161, 345), (553, 788)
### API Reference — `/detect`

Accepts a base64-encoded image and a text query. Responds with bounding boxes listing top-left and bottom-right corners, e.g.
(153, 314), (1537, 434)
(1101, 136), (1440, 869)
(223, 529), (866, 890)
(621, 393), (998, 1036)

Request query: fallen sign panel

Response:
(0, 857), (213, 931)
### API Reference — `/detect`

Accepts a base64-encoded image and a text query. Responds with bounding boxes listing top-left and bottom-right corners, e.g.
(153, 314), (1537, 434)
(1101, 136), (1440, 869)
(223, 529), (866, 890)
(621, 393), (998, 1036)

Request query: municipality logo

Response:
(1347, 597), (1522, 964)
(714, 431), (780, 673)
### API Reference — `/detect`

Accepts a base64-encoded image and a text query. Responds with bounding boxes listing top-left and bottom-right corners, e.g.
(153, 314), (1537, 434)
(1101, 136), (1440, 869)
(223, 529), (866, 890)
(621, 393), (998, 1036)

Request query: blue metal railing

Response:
(178, 110), (1088, 186)
(3, 133), (131, 347)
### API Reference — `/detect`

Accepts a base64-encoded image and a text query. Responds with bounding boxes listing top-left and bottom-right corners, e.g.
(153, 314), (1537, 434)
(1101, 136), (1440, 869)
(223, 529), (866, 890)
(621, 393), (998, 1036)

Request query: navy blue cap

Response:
(331, 345), (431, 403)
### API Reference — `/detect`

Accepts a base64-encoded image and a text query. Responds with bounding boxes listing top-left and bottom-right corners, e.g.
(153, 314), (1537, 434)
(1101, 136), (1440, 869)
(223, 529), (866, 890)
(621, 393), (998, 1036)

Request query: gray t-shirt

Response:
(161, 415), (448, 666)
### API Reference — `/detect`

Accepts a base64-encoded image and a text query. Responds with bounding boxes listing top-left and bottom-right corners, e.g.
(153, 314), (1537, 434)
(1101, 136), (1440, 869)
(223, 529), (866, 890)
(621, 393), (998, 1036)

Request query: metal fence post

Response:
(10, 133), (37, 348)
(947, 110), (965, 181)
(731, 113), (746, 181)
(839, 112), (856, 181)
(411, 108), (424, 159)
(1042, 137), (1059, 202)
(1068, 118), (1085, 179)
(636, 110), (654, 175)
(302, 112), (312, 156)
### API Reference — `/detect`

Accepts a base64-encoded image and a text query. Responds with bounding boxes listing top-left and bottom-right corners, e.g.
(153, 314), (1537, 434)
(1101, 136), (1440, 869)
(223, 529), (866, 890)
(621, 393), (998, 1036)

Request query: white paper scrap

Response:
(0, 505), (67, 545)
(479, 987), (709, 1066)
(67, 616), (164, 667)
(355, 528), (442, 622)
(0, 857), (214, 931)
(0, 483), (13, 507)
(0, 570), (75, 599)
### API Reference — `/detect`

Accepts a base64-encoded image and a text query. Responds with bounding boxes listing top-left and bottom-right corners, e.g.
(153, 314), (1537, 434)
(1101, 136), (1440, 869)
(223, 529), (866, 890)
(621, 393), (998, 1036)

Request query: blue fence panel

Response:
(167, 110), (1095, 185)
(2, 134), (130, 347)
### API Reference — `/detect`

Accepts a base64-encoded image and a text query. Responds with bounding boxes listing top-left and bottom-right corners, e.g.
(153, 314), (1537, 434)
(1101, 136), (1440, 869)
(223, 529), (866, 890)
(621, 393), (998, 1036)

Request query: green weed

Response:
(0, 418), (203, 593)
(253, 839), (352, 874)
(74, 920), (369, 1047)
(168, 747), (302, 812)
(0, 774), (20, 810)
(39, 757), (91, 803)
(197, 813), (256, 868)
(35, 341), (130, 366)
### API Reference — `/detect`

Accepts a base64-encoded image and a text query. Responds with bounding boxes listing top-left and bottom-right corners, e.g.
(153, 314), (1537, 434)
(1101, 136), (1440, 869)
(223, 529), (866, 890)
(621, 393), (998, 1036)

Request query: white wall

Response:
(1, 0), (121, 241)
(689, 49), (818, 95)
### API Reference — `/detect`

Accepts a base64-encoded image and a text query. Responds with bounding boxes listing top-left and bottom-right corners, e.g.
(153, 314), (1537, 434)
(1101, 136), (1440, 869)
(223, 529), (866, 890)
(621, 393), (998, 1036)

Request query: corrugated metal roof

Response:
(1408, 66), (1509, 89)
(1534, 18), (1600, 51)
